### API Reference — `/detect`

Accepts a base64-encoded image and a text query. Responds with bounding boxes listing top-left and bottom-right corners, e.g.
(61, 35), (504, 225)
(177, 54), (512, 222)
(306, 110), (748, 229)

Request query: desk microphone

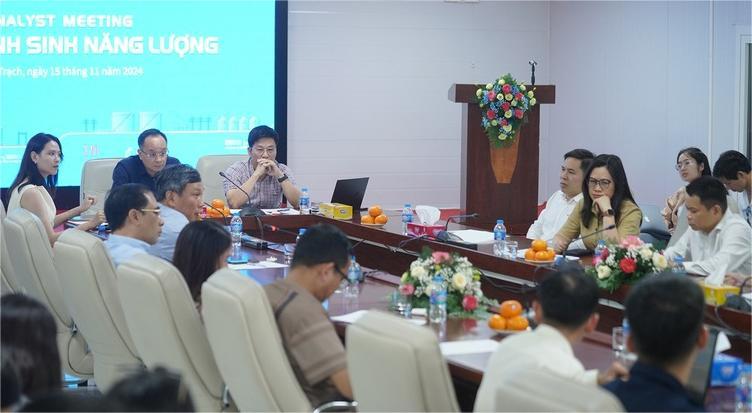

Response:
(263, 224), (301, 238)
(436, 213), (479, 242)
(203, 202), (229, 225)
(218, 171), (265, 217)
(559, 224), (616, 264)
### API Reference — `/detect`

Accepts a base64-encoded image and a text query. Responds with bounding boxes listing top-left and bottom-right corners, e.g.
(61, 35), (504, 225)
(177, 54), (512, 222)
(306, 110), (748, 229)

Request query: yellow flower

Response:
(511, 100), (518, 107)
(476, 89), (482, 98)
(530, 97), (537, 106)
(520, 84), (526, 91)
(502, 124), (512, 132)
(527, 91), (534, 98)
(505, 93), (514, 101)
(596, 265), (612, 279)
(499, 134), (507, 140)
(504, 110), (513, 118)
(452, 273), (468, 290)
(497, 94), (504, 101)
(491, 120), (498, 126)
(401, 272), (409, 282)
(499, 79), (505, 85)
(652, 253), (668, 270)
(486, 83), (493, 90)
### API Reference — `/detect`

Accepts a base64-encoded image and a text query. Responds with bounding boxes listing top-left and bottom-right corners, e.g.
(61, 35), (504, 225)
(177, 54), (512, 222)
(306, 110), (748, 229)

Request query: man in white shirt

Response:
(527, 149), (594, 250)
(664, 176), (752, 276)
(713, 150), (751, 226)
(148, 164), (204, 261)
(104, 184), (164, 266)
(474, 264), (627, 412)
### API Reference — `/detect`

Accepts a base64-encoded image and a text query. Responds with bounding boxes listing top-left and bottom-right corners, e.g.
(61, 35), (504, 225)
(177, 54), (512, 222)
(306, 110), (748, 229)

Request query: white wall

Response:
(287, 1), (751, 209)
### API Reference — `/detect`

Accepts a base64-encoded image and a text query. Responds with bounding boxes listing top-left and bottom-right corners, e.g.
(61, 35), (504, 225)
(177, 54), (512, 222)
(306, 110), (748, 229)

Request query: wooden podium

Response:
(449, 84), (555, 234)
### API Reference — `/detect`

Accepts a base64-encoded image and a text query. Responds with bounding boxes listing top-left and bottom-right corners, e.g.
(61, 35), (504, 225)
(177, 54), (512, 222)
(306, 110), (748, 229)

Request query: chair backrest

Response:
(116, 255), (228, 412)
(668, 205), (689, 247)
(3, 208), (93, 378)
(54, 229), (143, 391)
(80, 158), (121, 216)
(0, 199), (22, 294)
(346, 310), (459, 412)
(202, 268), (310, 412)
(493, 367), (624, 412)
(196, 154), (247, 203)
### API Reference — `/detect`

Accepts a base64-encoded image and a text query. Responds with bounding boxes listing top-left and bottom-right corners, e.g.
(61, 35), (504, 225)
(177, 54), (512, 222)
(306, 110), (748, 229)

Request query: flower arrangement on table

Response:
(399, 248), (494, 317)
(587, 236), (669, 292)
(476, 73), (537, 147)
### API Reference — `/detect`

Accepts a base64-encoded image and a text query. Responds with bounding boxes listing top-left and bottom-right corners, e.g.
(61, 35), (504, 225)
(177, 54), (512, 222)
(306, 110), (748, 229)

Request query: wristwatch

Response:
(604, 208), (615, 217)
(277, 174), (288, 183)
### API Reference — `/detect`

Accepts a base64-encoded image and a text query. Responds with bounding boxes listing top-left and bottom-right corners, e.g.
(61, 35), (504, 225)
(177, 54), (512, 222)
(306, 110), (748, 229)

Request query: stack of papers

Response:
(439, 339), (499, 356)
(228, 261), (288, 270)
(448, 230), (495, 244)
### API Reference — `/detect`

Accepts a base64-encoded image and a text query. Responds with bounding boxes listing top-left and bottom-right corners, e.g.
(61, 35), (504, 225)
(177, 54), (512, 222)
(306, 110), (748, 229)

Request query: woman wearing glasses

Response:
(553, 154), (642, 253)
(6, 133), (103, 245)
(661, 148), (711, 234)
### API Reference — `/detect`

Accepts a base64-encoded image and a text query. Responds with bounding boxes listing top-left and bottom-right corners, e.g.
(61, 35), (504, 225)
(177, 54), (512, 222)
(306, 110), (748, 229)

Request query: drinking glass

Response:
(392, 290), (412, 318)
(612, 327), (625, 357)
(503, 240), (519, 259)
(282, 243), (295, 264)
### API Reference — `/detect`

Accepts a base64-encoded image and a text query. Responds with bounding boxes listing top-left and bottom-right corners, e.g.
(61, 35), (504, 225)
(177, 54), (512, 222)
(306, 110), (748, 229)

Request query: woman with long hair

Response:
(6, 133), (103, 244)
(553, 154), (643, 252)
(172, 220), (232, 311)
(661, 147), (711, 234)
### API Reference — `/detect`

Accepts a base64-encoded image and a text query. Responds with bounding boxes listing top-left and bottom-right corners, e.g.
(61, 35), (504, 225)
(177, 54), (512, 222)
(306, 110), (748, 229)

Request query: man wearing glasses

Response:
(222, 125), (301, 209)
(103, 183), (164, 267)
(111, 129), (181, 193)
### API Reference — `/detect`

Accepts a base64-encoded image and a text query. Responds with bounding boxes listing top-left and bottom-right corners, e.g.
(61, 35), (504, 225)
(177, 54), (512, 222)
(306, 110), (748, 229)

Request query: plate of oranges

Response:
(487, 300), (530, 333)
(205, 199), (231, 218)
(522, 239), (556, 263)
(361, 205), (389, 228)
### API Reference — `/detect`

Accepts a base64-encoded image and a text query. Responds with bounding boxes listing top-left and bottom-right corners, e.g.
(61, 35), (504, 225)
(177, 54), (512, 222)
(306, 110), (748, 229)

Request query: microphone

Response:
(723, 276), (752, 312)
(397, 234), (428, 250)
(559, 224), (616, 263)
(436, 213), (479, 243)
(203, 202), (229, 225)
(263, 224), (301, 238)
(529, 60), (538, 86)
(218, 171), (265, 217)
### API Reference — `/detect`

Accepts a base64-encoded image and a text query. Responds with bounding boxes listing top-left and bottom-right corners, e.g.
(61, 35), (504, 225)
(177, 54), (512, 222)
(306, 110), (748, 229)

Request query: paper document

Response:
(448, 230), (495, 244)
(440, 339), (499, 356)
(228, 261), (288, 270)
(330, 310), (426, 326)
(261, 208), (301, 215)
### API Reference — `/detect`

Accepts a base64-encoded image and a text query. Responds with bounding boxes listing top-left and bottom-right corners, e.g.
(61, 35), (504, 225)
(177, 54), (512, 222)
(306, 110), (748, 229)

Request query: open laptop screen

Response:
(331, 177), (369, 211)
(686, 327), (720, 406)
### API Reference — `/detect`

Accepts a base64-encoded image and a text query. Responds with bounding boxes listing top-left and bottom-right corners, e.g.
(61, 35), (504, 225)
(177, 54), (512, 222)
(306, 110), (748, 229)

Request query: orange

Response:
(488, 314), (507, 330)
(223, 207), (231, 217)
(524, 248), (537, 261)
(534, 251), (549, 261)
(368, 205), (383, 218)
(361, 215), (375, 224)
(507, 315), (530, 331)
(545, 248), (556, 261)
(531, 239), (547, 252)
(374, 214), (388, 224)
(211, 199), (225, 210)
(499, 300), (522, 318)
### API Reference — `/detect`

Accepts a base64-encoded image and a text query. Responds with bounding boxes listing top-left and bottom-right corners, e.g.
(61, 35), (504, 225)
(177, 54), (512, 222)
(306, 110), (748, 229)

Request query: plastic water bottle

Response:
(673, 255), (685, 273)
(344, 256), (361, 298)
(230, 212), (243, 258)
(735, 364), (751, 412)
(299, 187), (310, 214)
(429, 276), (447, 324)
(401, 203), (413, 235)
(296, 228), (306, 243)
(493, 219), (507, 257)
(594, 240), (606, 264)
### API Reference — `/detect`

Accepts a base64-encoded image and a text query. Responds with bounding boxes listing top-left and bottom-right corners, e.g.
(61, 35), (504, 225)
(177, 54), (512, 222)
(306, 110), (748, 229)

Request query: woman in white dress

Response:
(6, 133), (102, 245)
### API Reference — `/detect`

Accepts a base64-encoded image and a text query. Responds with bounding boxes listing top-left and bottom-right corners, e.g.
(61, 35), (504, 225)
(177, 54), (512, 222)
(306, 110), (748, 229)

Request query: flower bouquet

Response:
(476, 73), (536, 147)
(587, 236), (669, 292)
(399, 248), (493, 317)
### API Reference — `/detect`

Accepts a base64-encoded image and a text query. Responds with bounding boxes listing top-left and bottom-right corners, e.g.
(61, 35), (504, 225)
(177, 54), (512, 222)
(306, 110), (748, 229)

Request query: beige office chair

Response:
(117, 255), (233, 412)
(201, 268), (313, 412)
(346, 310), (459, 412)
(3, 208), (94, 379)
(492, 367), (624, 412)
(1, 200), (22, 295)
(80, 158), (121, 217)
(54, 229), (143, 391)
(196, 154), (247, 203)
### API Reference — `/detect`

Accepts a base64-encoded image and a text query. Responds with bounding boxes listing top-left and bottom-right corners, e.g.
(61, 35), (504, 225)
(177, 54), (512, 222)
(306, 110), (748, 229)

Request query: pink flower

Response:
(501, 102), (511, 111)
(462, 295), (478, 311)
(432, 251), (451, 264)
(502, 84), (512, 94)
(501, 119), (508, 126)
(600, 248), (610, 260)
(620, 235), (643, 249)
(514, 109), (524, 119)
(515, 92), (524, 100)
(619, 257), (637, 274)
(487, 91), (496, 101)
(486, 109), (495, 120)
(399, 283), (415, 296)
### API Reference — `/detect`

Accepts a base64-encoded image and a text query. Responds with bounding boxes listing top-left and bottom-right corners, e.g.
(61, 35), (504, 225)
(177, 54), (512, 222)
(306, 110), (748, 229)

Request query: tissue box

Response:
(711, 353), (743, 386)
(406, 222), (444, 238)
(701, 282), (740, 306)
(319, 203), (352, 220)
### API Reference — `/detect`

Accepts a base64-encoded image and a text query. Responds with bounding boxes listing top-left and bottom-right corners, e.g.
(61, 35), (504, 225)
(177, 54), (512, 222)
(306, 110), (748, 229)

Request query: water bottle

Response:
(736, 364), (751, 412)
(299, 187), (310, 214)
(401, 203), (413, 235)
(493, 219), (507, 257)
(296, 228), (306, 243)
(230, 212), (243, 258)
(673, 255), (685, 273)
(344, 256), (361, 298)
(594, 240), (606, 264)
(429, 276), (447, 324)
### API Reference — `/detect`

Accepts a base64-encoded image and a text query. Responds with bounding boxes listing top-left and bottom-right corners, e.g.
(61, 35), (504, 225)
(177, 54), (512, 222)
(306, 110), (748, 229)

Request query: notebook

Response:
(331, 177), (369, 211)
(686, 327), (720, 406)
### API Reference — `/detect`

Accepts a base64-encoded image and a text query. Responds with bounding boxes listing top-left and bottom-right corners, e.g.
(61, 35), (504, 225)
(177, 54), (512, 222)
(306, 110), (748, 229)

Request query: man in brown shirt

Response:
(264, 224), (353, 407)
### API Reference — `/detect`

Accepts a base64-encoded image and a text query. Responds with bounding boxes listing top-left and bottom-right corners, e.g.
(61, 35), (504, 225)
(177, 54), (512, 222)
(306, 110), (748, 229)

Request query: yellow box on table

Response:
(319, 203), (353, 220)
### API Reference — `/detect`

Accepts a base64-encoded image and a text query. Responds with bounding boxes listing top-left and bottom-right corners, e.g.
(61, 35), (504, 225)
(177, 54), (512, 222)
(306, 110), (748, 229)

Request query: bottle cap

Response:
(497, 219), (504, 224)
(298, 228), (307, 235)
(404, 203), (411, 207)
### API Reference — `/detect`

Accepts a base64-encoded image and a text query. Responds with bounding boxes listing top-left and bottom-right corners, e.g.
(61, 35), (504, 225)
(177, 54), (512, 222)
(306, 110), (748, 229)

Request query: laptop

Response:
(331, 177), (369, 211)
(686, 327), (720, 406)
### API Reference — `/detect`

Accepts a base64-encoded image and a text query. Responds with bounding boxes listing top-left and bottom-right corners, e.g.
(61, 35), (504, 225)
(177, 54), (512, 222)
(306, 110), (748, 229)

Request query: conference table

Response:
(218, 211), (745, 412)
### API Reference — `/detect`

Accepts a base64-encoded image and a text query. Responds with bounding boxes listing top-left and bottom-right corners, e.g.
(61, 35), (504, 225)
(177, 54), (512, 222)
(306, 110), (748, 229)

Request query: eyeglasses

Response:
(675, 159), (696, 171)
(139, 149), (168, 159)
(140, 207), (161, 215)
(333, 265), (349, 281)
(252, 146), (276, 156)
(588, 178), (612, 189)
